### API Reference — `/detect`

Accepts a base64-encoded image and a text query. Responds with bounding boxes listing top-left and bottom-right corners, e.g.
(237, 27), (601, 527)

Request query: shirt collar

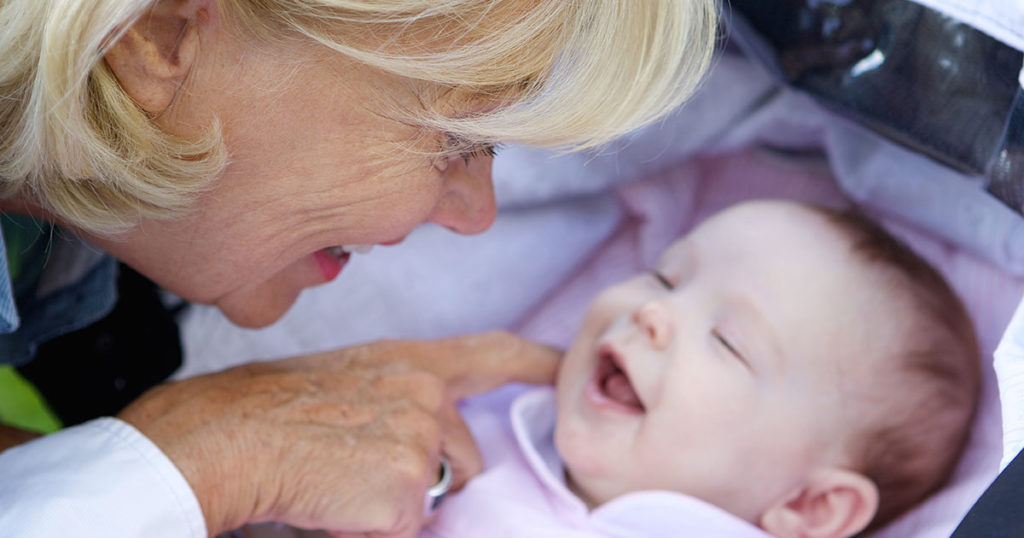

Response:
(508, 387), (581, 512)
(507, 386), (772, 537)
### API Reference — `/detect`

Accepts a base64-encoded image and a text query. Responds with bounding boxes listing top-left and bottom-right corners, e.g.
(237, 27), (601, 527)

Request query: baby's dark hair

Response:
(815, 207), (981, 534)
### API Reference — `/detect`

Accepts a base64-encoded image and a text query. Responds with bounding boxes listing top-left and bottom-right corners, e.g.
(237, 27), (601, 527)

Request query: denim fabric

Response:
(0, 231), (19, 334)
(0, 220), (118, 366)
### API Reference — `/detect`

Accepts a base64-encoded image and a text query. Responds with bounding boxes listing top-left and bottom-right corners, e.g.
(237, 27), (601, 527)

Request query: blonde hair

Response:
(0, 0), (717, 236)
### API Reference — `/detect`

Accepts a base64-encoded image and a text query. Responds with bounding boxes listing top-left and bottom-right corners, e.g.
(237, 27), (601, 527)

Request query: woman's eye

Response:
(651, 270), (674, 290)
(458, 143), (499, 164)
(442, 133), (500, 165)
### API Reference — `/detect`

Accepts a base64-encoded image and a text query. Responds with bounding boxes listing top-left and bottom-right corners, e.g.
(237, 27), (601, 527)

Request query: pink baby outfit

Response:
(420, 386), (770, 538)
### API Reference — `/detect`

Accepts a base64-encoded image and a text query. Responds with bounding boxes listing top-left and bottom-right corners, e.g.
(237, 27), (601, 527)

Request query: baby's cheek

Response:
(555, 420), (606, 477)
(584, 288), (642, 332)
(581, 296), (619, 330)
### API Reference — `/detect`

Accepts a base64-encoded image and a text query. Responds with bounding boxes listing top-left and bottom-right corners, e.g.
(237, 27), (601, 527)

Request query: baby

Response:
(422, 200), (981, 538)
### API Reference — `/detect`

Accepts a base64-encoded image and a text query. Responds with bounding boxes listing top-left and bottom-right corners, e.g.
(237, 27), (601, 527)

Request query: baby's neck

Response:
(563, 468), (602, 510)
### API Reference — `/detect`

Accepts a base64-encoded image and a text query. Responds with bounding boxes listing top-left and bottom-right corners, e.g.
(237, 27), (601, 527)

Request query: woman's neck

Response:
(0, 198), (57, 222)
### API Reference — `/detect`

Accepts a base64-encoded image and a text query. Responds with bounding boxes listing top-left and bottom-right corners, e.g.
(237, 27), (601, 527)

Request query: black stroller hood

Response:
(728, 0), (1024, 214)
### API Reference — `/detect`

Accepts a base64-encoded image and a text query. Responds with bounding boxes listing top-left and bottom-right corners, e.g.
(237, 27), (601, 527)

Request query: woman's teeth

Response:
(325, 244), (374, 258)
(348, 244), (374, 254)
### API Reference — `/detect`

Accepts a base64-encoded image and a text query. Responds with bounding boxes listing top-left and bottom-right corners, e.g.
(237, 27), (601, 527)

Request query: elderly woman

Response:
(0, 0), (715, 536)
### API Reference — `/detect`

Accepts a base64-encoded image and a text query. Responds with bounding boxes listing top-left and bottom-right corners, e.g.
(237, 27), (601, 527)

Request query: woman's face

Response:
(92, 22), (498, 328)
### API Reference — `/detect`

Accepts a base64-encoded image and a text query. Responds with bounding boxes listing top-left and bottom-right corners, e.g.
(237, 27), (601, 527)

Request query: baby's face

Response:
(555, 201), (884, 523)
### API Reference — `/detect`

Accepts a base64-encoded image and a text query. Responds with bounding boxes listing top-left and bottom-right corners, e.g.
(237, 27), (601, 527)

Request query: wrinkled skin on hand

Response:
(118, 331), (559, 537)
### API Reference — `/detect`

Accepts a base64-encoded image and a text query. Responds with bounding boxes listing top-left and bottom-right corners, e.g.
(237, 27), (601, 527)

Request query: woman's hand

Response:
(118, 331), (559, 537)
(0, 424), (40, 452)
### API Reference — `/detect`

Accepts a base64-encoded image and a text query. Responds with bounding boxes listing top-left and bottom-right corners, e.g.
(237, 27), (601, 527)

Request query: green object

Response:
(0, 366), (61, 433)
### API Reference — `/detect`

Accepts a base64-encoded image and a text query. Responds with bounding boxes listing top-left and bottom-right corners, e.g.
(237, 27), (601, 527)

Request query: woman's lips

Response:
(310, 238), (405, 282)
(313, 249), (350, 281)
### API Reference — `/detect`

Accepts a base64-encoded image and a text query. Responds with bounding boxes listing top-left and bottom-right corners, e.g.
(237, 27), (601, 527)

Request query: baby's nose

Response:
(632, 301), (673, 350)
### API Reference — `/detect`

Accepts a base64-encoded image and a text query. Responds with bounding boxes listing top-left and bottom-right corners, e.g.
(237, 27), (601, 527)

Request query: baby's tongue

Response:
(603, 371), (643, 410)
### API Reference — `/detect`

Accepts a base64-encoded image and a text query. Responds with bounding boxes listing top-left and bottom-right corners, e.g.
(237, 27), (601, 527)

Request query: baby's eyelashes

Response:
(650, 270), (674, 290)
(712, 330), (746, 365)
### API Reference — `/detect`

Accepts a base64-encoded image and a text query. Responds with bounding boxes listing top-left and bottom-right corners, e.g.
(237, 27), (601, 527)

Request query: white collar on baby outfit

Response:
(508, 388), (575, 506)
(507, 387), (773, 537)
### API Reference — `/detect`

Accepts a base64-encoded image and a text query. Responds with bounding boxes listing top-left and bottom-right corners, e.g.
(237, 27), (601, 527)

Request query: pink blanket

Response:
(180, 145), (1024, 536)
(516, 148), (1024, 537)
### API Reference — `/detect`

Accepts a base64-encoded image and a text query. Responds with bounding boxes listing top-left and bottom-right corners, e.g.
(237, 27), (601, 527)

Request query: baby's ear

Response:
(759, 468), (879, 538)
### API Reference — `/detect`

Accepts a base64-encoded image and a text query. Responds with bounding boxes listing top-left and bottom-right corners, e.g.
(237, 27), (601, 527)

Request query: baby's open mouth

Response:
(596, 348), (645, 413)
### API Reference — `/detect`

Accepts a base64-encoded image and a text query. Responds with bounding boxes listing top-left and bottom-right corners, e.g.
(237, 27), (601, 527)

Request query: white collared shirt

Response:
(0, 418), (205, 537)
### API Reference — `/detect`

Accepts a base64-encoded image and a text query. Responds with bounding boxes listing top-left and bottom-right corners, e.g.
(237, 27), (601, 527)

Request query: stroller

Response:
(178, 1), (1024, 535)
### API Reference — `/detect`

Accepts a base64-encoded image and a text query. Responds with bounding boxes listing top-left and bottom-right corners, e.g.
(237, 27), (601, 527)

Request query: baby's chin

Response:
(562, 465), (605, 511)
(553, 421), (624, 510)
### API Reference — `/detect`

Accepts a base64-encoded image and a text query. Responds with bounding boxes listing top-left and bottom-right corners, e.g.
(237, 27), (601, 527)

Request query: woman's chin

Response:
(211, 255), (332, 328)
(215, 286), (301, 329)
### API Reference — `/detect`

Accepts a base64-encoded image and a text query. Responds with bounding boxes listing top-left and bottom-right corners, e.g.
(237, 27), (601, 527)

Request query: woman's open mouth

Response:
(587, 345), (646, 414)
(312, 241), (396, 282)
(313, 245), (369, 281)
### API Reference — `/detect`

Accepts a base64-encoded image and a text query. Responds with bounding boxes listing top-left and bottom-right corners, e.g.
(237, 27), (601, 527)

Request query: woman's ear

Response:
(760, 468), (879, 538)
(103, 0), (211, 115)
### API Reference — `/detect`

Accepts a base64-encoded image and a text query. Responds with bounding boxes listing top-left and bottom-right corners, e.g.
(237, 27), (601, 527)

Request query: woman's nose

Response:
(428, 155), (497, 235)
(632, 300), (674, 350)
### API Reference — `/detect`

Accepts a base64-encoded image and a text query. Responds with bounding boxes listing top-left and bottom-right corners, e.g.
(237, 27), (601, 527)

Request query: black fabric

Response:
(987, 88), (1024, 211)
(727, 0), (1023, 196)
(17, 264), (183, 426)
(951, 447), (1024, 537)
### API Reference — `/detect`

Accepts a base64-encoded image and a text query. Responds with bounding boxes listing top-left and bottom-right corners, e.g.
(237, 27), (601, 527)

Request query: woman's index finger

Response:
(439, 332), (562, 400)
